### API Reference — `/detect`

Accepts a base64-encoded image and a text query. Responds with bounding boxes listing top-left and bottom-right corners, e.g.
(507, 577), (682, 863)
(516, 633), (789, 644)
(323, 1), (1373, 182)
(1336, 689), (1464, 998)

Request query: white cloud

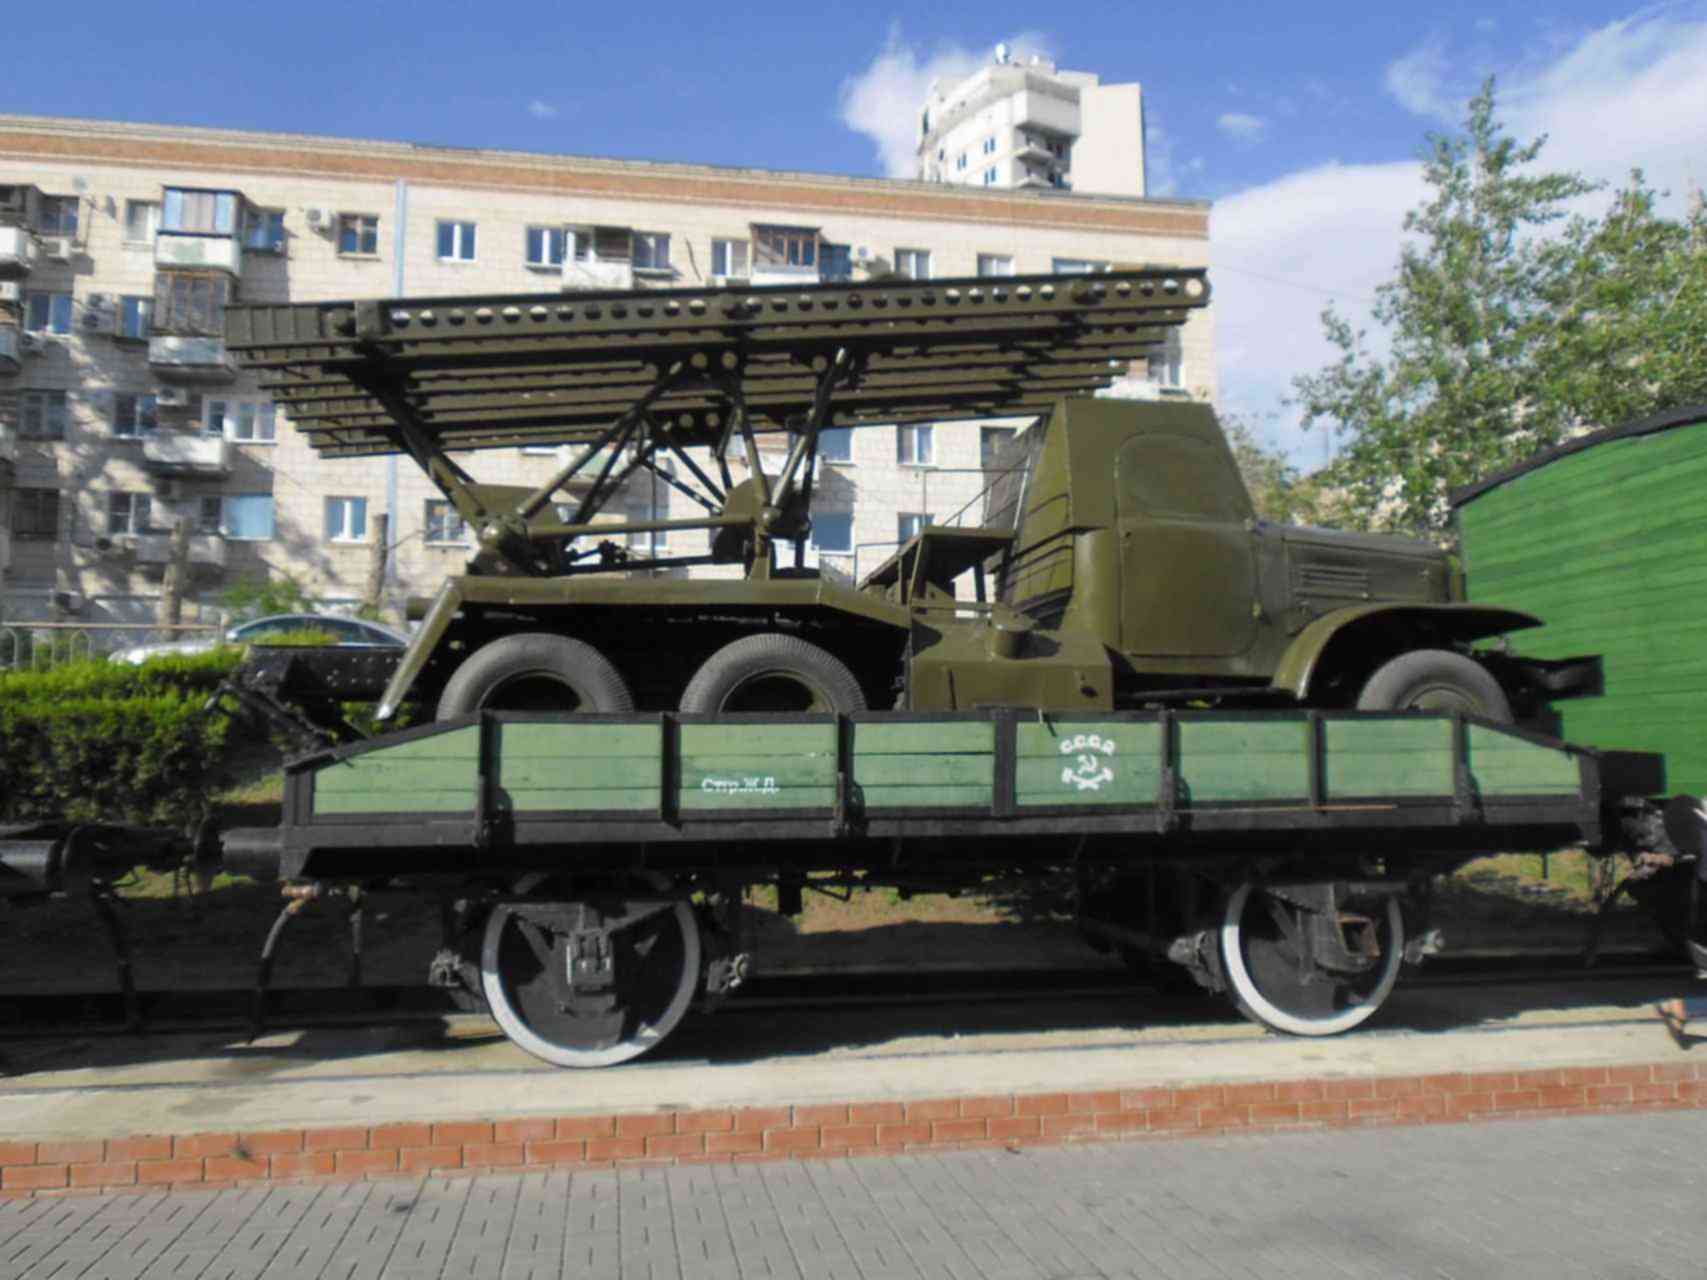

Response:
(528, 100), (559, 120)
(1216, 112), (1267, 144)
(1217, 9), (1707, 464)
(839, 25), (1057, 178)
(1384, 35), (1455, 122)
(1144, 111), (1181, 197)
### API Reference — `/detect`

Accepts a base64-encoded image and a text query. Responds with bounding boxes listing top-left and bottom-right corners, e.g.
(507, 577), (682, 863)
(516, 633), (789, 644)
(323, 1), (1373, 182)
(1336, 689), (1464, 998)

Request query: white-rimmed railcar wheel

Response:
(481, 873), (700, 1068)
(1218, 882), (1405, 1036)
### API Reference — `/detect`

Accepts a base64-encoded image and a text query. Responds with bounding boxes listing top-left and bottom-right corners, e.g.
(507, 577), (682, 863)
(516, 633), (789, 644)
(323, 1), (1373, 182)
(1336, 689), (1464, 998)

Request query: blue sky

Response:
(8, 2), (1707, 461)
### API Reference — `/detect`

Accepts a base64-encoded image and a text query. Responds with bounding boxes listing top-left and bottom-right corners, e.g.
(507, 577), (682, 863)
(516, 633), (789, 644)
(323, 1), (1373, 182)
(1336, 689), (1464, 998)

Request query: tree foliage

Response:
(219, 571), (313, 620)
(1294, 80), (1707, 535)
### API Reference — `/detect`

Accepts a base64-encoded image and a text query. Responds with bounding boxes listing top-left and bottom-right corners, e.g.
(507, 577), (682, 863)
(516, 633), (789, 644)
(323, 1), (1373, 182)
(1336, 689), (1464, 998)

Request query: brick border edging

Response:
(4, 1060), (1702, 1197)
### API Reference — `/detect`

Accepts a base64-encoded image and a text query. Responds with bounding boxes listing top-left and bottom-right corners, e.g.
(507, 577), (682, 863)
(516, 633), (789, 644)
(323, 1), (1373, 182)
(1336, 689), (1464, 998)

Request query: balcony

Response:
(155, 232), (243, 276)
(141, 432), (232, 476)
(0, 326), (19, 376)
(134, 532), (227, 572)
(750, 264), (820, 287)
(148, 335), (238, 382)
(0, 226), (37, 280)
(562, 259), (633, 291)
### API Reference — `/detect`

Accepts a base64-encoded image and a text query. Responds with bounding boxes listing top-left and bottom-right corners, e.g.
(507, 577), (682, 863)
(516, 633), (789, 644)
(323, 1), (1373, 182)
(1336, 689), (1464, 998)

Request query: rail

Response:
(0, 621), (224, 669)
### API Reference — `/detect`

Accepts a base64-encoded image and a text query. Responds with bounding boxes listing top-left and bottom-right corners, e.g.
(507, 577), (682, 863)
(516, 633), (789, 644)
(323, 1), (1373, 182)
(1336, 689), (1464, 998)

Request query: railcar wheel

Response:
(1219, 882), (1404, 1036)
(481, 873), (700, 1068)
(678, 633), (866, 714)
(437, 633), (634, 719)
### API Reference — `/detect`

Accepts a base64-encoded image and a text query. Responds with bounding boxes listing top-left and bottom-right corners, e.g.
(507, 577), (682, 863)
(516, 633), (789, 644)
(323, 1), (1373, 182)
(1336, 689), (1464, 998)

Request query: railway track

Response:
(0, 951), (1688, 1042)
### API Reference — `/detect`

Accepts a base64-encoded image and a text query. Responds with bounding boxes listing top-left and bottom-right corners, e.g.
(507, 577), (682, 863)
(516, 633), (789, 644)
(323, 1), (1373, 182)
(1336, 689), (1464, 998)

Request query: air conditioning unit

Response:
(40, 236), (73, 261)
(305, 206), (333, 232)
(154, 479), (184, 501)
(53, 591), (85, 615)
(155, 386), (192, 408)
(17, 330), (45, 354)
(81, 293), (112, 334)
(0, 281), (19, 304)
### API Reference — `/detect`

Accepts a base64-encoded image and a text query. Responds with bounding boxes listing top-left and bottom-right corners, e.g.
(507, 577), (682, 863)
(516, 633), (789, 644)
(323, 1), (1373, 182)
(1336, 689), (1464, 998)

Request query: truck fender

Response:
(1270, 603), (1542, 700)
(375, 578), (465, 721)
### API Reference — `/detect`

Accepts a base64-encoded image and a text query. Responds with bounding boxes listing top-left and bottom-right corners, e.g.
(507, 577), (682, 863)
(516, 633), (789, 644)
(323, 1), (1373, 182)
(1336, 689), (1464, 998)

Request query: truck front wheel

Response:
(1355, 649), (1511, 722)
(679, 634), (866, 714)
(437, 633), (635, 718)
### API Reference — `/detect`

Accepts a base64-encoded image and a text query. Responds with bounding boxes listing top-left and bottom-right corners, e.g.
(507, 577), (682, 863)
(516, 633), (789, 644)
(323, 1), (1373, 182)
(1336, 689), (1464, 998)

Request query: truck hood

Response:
(1275, 523), (1445, 561)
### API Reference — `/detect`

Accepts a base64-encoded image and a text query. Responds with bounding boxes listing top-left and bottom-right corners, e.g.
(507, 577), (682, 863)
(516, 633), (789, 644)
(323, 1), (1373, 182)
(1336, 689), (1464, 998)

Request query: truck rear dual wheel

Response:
(679, 634), (867, 714)
(437, 633), (635, 718)
(1355, 649), (1511, 722)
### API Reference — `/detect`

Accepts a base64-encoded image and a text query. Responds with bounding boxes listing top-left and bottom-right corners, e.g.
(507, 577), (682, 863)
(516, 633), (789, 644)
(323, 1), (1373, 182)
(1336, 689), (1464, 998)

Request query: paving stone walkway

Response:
(3, 1108), (1705, 1279)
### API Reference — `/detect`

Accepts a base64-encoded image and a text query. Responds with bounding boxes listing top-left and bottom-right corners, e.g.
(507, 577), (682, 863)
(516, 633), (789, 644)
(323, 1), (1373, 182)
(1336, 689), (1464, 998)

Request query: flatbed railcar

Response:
(221, 705), (1666, 1065)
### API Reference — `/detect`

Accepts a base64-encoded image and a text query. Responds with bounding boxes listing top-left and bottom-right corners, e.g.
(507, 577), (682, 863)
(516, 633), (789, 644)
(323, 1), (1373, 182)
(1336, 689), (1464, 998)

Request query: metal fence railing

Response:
(0, 622), (226, 670)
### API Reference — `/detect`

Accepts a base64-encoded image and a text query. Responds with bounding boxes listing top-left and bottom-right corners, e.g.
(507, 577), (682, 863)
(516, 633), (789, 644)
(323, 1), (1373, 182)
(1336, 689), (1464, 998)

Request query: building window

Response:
(112, 393), (158, 439)
(123, 200), (159, 242)
(338, 214), (379, 257)
(956, 153), (968, 171)
(897, 424), (934, 466)
(161, 189), (237, 235)
(14, 489), (60, 540)
(819, 243), (853, 281)
(436, 220), (477, 261)
(243, 208), (285, 252)
(980, 426), (1018, 470)
(976, 254), (1014, 277)
(1147, 342), (1183, 389)
(153, 272), (228, 336)
(898, 512), (933, 543)
(325, 496), (368, 543)
(207, 399), (276, 443)
(817, 427), (852, 463)
(20, 390), (68, 440)
(894, 249), (930, 280)
(1052, 258), (1108, 274)
(24, 291), (73, 334)
(754, 226), (816, 270)
(37, 195), (78, 236)
(810, 511), (853, 554)
(222, 495), (275, 541)
(196, 496), (223, 535)
(711, 237), (749, 279)
(424, 499), (467, 545)
(107, 492), (153, 536)
(526, 226), (566, 268)
(982, 136), (997, 155)
(117, 296), (152, 341)
(983, 168), (998, 185)
(632, 232), (671, 272)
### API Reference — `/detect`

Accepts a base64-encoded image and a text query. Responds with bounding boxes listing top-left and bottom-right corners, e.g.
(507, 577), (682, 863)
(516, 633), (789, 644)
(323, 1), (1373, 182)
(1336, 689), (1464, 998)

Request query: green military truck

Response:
(225, 268), (1562, 731)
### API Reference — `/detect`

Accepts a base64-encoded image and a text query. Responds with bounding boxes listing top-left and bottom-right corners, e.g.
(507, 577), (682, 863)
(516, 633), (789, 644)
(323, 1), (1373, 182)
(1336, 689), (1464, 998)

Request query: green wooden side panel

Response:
(1466, 725), (1581, 796)
(312, 726), (479, 815)
(1015, 721), (1163, 807)
(1459, 419), (1707, 794)
(1323, 719), (1453, 798)
(1178, 720), (1309, 803)
(853, 720), (993, 809)
(499, 722), (661, 812)
(678, 722), (836, 811)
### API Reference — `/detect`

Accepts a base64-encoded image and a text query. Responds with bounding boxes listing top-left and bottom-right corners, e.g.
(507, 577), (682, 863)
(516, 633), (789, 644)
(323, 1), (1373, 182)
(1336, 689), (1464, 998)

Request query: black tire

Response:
(436, 633), (634, 718)
(1355, 648), (1512, 722)
(679, 634), (866, 714)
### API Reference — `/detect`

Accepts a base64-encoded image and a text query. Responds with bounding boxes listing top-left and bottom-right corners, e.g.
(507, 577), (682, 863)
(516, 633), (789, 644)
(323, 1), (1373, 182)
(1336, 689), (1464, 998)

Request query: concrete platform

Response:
(1, 972), (1704, 1196)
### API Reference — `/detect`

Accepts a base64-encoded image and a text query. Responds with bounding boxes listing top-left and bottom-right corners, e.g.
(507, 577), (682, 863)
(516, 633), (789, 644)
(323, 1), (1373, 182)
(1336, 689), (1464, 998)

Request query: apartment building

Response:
(0, 114), (1209, 626)
(917, 46), (1146, 198)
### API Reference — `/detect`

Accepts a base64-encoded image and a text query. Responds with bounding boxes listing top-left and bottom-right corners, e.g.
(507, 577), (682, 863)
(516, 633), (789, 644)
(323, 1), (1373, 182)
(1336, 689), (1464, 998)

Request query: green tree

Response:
(1294, 81), (1599, 534)
(1222, 412), (1332, 526)
(219, 572), (313, 620)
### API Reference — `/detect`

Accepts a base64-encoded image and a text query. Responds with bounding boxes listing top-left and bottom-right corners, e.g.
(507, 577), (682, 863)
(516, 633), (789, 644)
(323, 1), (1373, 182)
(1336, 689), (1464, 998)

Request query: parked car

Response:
(109, 613), (409, 665)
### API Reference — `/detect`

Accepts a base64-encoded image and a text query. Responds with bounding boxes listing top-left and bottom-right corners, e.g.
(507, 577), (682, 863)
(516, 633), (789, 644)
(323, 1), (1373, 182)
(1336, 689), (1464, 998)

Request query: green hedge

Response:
(0, 651), (244, 827)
